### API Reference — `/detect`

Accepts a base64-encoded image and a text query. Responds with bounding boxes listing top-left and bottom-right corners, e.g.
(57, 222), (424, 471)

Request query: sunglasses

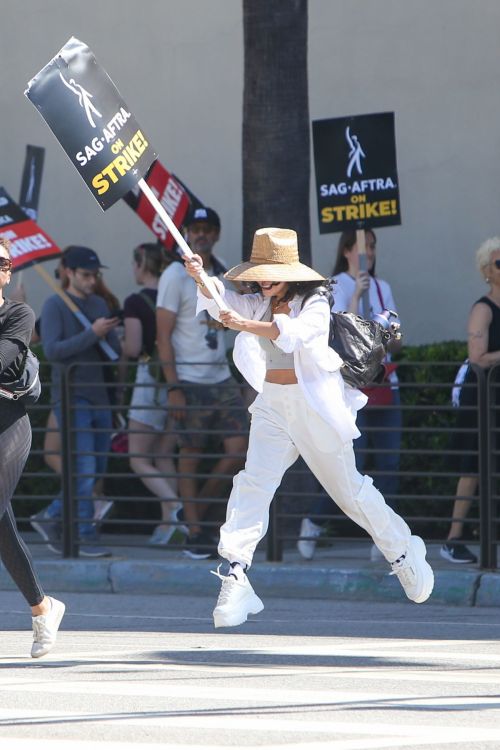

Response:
(0, 258), (12, 272)
(494, 260), (500, 269)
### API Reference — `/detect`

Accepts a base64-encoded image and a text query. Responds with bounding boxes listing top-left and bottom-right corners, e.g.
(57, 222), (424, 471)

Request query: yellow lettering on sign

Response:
(91, 130), (150, 195)
(321, 199), (398, 224)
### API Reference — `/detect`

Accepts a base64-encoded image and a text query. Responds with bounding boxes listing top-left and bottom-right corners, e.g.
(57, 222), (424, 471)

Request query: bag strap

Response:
(137, 291), (161, 365)
(138, 289), (157, 314)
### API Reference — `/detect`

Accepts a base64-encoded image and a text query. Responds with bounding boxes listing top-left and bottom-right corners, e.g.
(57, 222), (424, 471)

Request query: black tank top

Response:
(476, 296), (500, 353)
(461, 296), (500, 398)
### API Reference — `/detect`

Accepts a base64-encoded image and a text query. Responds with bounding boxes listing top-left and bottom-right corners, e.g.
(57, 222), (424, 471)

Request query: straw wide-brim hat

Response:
(224, 227), (326, 282)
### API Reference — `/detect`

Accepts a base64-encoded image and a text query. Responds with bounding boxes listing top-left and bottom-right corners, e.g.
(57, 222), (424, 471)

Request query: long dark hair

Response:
(250, 279), (333, 309)
(332, 228), (377, 277)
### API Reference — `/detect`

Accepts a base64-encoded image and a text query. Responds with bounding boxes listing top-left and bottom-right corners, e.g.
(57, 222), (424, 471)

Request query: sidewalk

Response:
(3, 533), (500, 608)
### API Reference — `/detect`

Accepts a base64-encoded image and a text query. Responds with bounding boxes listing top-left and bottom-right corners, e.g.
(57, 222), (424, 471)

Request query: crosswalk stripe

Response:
(1, 678), (500, 711)
(0, 708), (499, 744)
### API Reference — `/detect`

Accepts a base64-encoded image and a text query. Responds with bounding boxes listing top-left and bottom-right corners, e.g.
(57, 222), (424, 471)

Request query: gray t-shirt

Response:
(156, 260), (230, 385)
(40, 292), (121, 405)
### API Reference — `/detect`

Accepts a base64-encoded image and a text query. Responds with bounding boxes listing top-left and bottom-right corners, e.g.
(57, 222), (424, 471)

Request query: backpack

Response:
(0, 347), (41, 405)
(329, 310), (395, 389)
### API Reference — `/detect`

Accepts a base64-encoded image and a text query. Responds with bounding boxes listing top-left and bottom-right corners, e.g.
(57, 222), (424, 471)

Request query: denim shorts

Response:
(176, 376), (248, 449)
(128, 363), (168, 432)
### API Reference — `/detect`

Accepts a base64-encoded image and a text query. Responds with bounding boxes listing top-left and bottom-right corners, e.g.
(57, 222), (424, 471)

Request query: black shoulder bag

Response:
(329, 311), (398, 389)
(0, 347), (41, 405)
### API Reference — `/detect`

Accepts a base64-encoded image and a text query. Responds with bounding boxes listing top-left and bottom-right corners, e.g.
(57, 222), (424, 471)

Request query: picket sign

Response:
(355, 229), (370, 319)
(25, 37), (227, 311)
(138, 179), (226, 310)
(16, 145), (45, 289)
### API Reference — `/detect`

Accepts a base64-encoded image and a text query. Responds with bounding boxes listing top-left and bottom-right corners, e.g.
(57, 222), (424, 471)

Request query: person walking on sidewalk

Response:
(0, 237), (65, 657)
(156, 207), (248, 559)
(32, 246), (121, 558)
(185, 227), (434, 628)
(121, 242), (185, 545)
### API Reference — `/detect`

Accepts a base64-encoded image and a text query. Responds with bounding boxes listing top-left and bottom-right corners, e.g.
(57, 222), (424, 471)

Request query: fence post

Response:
(60, 366), (77, 558)
(482, 367), (498, 569)
(476, 365), (493, 568)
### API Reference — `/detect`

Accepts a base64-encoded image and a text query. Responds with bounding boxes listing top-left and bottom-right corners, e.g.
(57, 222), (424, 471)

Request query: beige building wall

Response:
(1, 0), (499, 344)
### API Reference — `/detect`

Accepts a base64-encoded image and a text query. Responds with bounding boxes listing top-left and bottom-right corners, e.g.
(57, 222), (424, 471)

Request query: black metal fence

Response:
(13, 359), (499, 569)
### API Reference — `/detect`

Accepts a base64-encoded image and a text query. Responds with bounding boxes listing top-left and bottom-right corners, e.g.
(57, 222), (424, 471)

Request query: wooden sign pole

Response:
(356, 228), (370, 319)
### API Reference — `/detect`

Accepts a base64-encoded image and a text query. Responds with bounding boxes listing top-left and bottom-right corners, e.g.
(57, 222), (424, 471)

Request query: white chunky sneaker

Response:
(211, 565), (264, 628)
(31, 597), (66, 658)
(297, 518), (323, 560)
(390, 536), (434, 604)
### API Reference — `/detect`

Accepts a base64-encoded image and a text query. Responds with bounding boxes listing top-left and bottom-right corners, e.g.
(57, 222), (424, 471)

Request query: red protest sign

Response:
(0, 188), (61, 270)
(123, 161), (193, 251)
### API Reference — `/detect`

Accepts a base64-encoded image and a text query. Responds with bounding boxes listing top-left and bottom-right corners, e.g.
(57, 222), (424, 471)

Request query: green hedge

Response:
(393, 340), (468, 537)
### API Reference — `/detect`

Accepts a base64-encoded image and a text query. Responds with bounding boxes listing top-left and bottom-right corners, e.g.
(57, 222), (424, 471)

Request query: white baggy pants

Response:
(218, 382), (411, 568)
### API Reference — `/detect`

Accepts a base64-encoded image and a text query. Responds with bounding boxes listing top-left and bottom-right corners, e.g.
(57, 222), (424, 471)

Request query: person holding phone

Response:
(31, 246), (121, 557)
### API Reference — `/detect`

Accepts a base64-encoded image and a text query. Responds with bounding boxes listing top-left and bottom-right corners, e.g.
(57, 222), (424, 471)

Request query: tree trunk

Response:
(242, 0), (311, 263)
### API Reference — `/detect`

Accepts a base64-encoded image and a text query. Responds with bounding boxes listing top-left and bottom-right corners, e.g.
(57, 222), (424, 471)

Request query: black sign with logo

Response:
(25, 37), (156, 210)
(312, 112), (401, 233)
(19, 145), (45, 220)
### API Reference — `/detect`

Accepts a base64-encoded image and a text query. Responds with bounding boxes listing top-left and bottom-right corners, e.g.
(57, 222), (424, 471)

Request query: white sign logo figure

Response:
(346, 126), (365, 178)
(25, 158), (36, 204)
(59, 73), (102, 128)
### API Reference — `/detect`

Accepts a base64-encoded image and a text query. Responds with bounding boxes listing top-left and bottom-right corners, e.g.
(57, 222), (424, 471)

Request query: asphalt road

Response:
(1, 591), (500, 750)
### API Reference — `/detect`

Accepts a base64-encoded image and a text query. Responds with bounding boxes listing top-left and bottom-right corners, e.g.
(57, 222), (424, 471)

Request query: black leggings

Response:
(0, 414), (44, 606)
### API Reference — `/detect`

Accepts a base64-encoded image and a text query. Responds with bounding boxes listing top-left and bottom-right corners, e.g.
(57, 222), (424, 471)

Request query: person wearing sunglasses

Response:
(185, 227), (434, 628)
(156, 206), (248, 560)
(0, 237), (65, 657)
(442, 237), (500, 564)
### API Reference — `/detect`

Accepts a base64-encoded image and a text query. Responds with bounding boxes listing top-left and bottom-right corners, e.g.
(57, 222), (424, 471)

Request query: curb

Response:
(1, 559), (497, 607)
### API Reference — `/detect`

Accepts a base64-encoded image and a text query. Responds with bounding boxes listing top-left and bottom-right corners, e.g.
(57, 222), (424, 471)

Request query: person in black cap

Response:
(156, 207), (248, 559)
(31, 246), (121, 558)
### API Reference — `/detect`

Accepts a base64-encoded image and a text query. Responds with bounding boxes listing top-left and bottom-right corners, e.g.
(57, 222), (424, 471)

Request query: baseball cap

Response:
(184, 206), (221, 230)
(62, 245), (108, 270)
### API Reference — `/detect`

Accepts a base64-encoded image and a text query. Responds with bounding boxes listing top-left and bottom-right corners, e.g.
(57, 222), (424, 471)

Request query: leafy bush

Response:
(392, 340), (468, 537)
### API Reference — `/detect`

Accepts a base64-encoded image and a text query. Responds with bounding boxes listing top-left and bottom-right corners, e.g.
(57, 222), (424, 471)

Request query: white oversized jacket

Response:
(196, 281), (367, 443)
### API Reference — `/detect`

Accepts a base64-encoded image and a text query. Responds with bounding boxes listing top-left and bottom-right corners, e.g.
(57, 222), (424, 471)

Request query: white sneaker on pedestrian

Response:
(31, 597), (66, 658)
(211, 565), (264, 628)
(148, 507), (189, 546)
(297, 518), (323, 560)
(390, 535), (434, 604)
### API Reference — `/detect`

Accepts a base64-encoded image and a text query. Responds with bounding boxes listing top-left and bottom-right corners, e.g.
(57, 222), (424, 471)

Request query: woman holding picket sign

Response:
(184, 227), (434, 628)
(0, 237), (65, 657)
